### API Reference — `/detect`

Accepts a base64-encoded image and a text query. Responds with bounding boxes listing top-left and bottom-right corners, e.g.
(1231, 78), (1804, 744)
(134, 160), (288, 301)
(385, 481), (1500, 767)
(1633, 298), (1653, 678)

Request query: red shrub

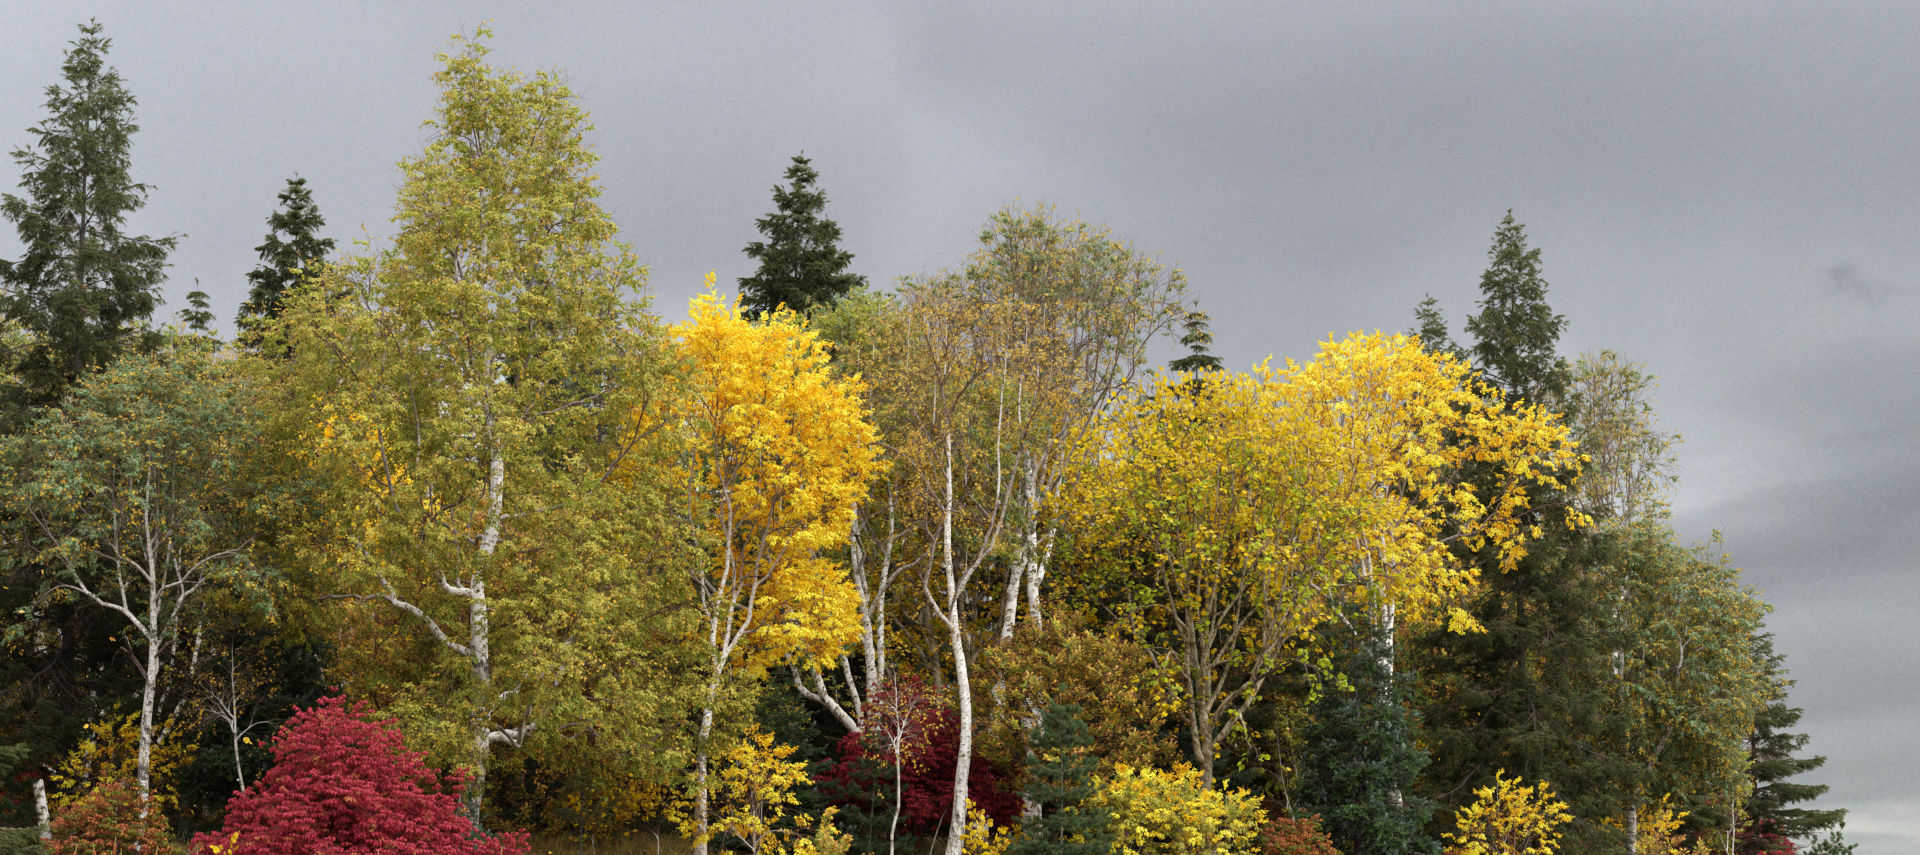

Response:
(819, 706), (1019, 835)
(190, 695), (527, 855)
(1258, 814), (1340, 855)
(50, 778), (172, 855)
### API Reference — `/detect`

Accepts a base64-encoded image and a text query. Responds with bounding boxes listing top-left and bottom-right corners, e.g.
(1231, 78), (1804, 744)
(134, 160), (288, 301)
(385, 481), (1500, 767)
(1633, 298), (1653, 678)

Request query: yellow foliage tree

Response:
(670, 279), (882, 855)
(1085, 763), (1264, 855)
(685, 725), (849, 855)
(1443, 770), (1574, 855)
(48, 713), (195, 815)
(1063, 332), (1580, 782)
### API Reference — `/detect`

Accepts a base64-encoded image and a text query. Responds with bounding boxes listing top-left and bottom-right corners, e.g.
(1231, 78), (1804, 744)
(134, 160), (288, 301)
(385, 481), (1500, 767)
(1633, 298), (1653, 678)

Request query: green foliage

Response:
(0, 828), (45, 855)
(1008, 704), (1111, 855)
(1463, 212), (1567, 406)
(1299, 629), (1438, 855)
(1410, 295), (1460, 360)
(235, 177), (333, 350)
(1739, 635), (1844, 842)
(1167, 309), (1223, 373)
(739, 154), (864, 319)
(0, 20), (173, 409)
(262, 28), (705, 814)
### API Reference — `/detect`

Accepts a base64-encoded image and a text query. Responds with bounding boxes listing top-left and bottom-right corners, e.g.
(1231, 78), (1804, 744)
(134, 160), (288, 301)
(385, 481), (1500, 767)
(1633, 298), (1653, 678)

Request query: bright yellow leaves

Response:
(672, 276), (883, 669)
(1444, 771), (1574, 855)
(1068, 331), (1580, 640)
(1088, 763), (1265, 855)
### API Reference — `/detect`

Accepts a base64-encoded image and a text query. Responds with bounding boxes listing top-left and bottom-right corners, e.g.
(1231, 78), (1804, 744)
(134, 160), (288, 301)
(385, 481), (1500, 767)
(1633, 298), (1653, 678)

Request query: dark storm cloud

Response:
(4, 2), (1918, 851)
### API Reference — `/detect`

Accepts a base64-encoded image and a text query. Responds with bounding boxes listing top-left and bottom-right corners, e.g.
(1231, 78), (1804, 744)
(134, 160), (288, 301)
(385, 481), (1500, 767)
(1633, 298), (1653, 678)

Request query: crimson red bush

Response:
(818, 706), (1019, 836)
(191, 695), (527, 855)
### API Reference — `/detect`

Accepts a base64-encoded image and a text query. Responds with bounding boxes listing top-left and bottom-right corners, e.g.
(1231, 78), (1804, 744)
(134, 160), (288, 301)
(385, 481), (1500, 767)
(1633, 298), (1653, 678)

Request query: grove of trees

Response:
(0, 21), (1850, 855)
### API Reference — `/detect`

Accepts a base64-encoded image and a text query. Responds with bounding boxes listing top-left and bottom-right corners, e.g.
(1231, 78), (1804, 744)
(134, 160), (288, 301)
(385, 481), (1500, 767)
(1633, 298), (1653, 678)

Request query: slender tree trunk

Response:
(33, 777), (49, 840)
(941, 436), (973, 855)
(138, 615), (159, 817)
(693, 701), (716, 855)
(1627, 804), (1639, 854)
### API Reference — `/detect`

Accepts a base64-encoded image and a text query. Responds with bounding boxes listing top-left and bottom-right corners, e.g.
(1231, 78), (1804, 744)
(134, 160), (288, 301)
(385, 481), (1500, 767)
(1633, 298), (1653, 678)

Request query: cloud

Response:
(1823, 262), (1908, 307)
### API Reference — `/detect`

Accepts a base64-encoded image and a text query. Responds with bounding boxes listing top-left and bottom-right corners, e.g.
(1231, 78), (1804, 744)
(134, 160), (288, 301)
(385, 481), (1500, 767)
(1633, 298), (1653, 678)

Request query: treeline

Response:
(0, 22), (1852, 855)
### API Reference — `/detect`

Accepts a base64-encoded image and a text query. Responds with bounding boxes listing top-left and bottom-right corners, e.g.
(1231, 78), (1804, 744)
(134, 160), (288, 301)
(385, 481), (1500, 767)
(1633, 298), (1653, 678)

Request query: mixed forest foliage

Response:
(0, 21), (1848, 855)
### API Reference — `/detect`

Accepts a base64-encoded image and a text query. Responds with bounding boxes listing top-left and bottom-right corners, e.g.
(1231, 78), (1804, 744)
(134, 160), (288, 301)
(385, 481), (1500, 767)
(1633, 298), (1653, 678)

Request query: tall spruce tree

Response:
(0, 20), (173, 410)
(1740, 635), (1844, 846)
(1462, 212), (1568, 405)
(1413, 213), (1630, 849)
(236, 176), (333, 349)
(1009, 703), (1112, 855)
(738, 154), (864, 318)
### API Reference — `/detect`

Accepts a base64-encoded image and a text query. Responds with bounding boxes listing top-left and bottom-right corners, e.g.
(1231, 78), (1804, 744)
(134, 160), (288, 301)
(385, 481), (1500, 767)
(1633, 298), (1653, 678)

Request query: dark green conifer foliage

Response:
(1463, 213), (1567, 406)
(739, 154), (864, 319)
(1010, 703), (1112, 855)
(1743, 635), (1844, 843)
(177, 288), (214, 334)
(1301, 629), (1439, 855)
(1413, 214), (1629, 850)
(0, 20), (174, 408)
(1410, 295), (1461, 360)
(236, 176), (333, 349)
(1168, 309), (1225, 373)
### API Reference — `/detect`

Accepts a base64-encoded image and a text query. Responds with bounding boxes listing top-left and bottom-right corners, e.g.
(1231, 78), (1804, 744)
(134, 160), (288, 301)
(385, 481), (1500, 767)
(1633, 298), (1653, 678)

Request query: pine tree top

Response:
(739, 154), (864, 319)
(1465, 212), (1568, 405)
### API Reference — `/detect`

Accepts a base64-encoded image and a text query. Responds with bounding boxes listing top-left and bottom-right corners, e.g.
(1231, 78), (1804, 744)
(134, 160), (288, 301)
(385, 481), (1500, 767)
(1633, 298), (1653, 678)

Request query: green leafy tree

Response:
(0, 20), (174, 410)
(265, 30), (703, 820)
(1, 339), (264, 809)
(739, 154), (864, 318)
(235, 177), (333, 350)
(1008, 703), (1111, 855)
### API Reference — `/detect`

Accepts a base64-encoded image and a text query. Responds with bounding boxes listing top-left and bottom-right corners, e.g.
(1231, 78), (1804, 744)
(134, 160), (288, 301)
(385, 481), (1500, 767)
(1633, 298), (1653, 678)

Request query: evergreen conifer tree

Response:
(236, 176), (333, 349)
(1463, 212), (1568, 406)
(1410, 295), (1461, 360)
(1301, 628), (1440, 855)
(1010, 703), (1112, 855)
(1742, 635), (1844, 846)
(0, 20), (174, 409)
(1168, 309), (1224, 373)
(739, 154), (864, 319)
(1414, 213), (1632, 849)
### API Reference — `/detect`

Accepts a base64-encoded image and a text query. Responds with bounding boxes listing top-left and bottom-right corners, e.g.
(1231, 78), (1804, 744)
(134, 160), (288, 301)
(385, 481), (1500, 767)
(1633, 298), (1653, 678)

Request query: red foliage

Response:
(819, 705), (1019, 835)
(190, 695), (528, 855)
(1737, 817), (1799, 855)
(49, 778), (172, 855)
(1257, 815), (1340, 855)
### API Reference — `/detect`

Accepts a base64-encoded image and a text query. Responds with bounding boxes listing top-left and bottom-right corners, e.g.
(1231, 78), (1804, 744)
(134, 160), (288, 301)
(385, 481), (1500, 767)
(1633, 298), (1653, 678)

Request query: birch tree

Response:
(268, 31), (699, 818)
(669, 282), (879, 855)
(1063, 333), (1580, 785)
(1, 341), (261, 810)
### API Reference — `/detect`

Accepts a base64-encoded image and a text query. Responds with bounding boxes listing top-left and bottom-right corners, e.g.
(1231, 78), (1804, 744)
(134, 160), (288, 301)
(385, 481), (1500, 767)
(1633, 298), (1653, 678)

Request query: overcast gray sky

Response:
(5, 3), (1916, 850)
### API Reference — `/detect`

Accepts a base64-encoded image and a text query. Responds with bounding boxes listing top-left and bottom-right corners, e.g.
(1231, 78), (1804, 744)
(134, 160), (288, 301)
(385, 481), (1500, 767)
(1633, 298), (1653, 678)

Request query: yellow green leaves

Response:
(1444, 771), (1573, 855)
(672, 277), (882, 669)
(1087, 763), (1264, 855)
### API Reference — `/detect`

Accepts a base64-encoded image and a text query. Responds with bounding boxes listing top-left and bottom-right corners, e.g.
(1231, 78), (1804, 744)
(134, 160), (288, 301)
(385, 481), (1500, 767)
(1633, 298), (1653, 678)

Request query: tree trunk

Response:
(941, 436), (972, 855)
(693, 702), (715, 855)
(33, 777), (49, 840)
(1626, 803), (1638, 854)
(137, 616), (159, 818)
